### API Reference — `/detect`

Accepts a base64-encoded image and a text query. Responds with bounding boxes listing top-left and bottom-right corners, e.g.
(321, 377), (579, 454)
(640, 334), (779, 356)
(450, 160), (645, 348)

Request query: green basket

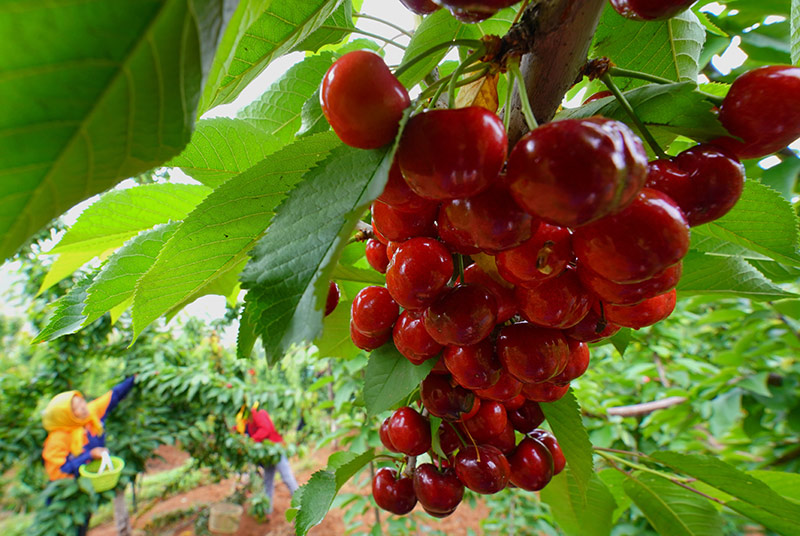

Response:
(79, 456), (124, 492)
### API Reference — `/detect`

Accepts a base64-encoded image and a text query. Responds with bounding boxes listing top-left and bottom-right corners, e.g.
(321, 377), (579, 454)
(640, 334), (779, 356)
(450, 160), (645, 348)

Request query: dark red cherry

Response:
(321, 51), (410, 149)
(436, 207), (482, 255)
(380, 417), (399, 452)
(604, 289), (677, 329)
(550, 340), (590, 385)
(424, 284), (498, 346)
(438, 422), (462, 455)
(474, 369), (523, 402)
(504, 394), (526, 411)
(365, 239), (390, 274)
(564, 308), (621, 343)
(351, 286), (399, 336)
(573, 188), (689, 283)
(386, 238), (453, 310)
(454, 445), (510, 494)
(372, 467), (417, 515)
(371, 201), (437, 242)
(496, 223), (572, 287)
(497, 323), (570, 384)
(610, 0), (695, 20)
(379, 159), (437, 213)
(583, 90), (613, 104)
(483, 419), (517, 455)
(462, 396), (481, 420)
(463, 262), (517, 323)
(431, 356), (449, 375)
(515, 268), (594, 329)
(508, 400), (545, 434)
(578, 262), (682, 306)
(443, 338), (502, 390)
(388, 407), (431, 456)
(439, 186), (534, 253)
(435, 0), (521, 23)
(507, 118), (648, 228)
(393, 310), (443, 365)
(413, 464), (464, 516)
(508, 437), (554, 491)
(398, 107), (507, 201)
(715, 66), (800, 159)
(350, 321), (391, 351)
(399, 0), (440, 16)
(463, 400), (507, 442)
(530, 429), (565, 475)
(325, 281), (340, 316)
(420, 374), (475, 421)
(522, 381), (570, 403)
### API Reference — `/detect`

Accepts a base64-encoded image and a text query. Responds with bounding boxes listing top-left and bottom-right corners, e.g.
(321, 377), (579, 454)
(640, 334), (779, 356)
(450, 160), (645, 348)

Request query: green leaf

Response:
(598, 469), (633, 522)
(295, 470), (336, 536)
(39, 183), (210, 294)
(327, 448), (375, 488)
(541, 390), (594, 501)
(363, 343), (436, 418)
(792, 0), (800, 64)
(609, 328), (634, 357)
(199, 0), (342, 112)
(623, 473), (724, 536)
(747, 471), (800, 503)
(677, 250), (796, 300)
(298, 85), (330, 138)
(692, 181), (800, 267)
(315, 300), (361, 360)
(131, 133), (340, 340)
(331, 264), (385, 285)
(237, 301), (259, 359)
(540, 469), (616, 536)
(0, 0), (225, 262)
(33, 276), (95, 344)
(761, 157), (800, 200)
(295, 0), (354, 53)
(593, 6), (705, 90)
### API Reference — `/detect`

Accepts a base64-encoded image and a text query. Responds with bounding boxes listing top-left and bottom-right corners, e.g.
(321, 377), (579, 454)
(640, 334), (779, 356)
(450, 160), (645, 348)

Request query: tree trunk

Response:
(114, 487), (133, 536)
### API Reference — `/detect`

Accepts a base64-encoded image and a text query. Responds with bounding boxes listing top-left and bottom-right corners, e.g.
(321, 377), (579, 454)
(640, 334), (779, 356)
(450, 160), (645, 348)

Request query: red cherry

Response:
(436, 207), (482, 255)
(372, 467), (417, 515)
(350, 321), (391, 351)
(463, 400), (508, 444)
(609, 0), (695, 20)
(379, 159), (437, 213)
(400, 0), (441, 15)
(522, 381), (570, 403)
(474, 369), (523, 402)
(388, 406), (432, 456)
(530, 429), (566, 475)
(564, 308), (621, 343)
(398, 107), (507, 201)
(439, 186), (535, 253)
(365, 239), (390, 274)
(436, 0), (521, 23)
(386, 240), (401, 261)
(604, 289), (677, 329)
(550, 340), (590, 385)
(321, 51), (409, 149)
(380, 417), (399, 452)
(573, 188), (689, 283)
(463, 262), (517, 323)
(462, 396), (481, 421)
(371, 201), (437, 242)
(413, 464), (464, 516)
(351, 286), (399, 336)
(420, 374), (475, 421)
(496, 223), (572, 287)
(386, 238), (453, 310)
(508, 118), (648, 228)
(438, 422), (462, 455)
(508, 400), (545, 434)
(715, 66), (800, 159)
(504, 394), (526, 411)
(443, 338), (502, 391)
(515, 268), (594, 329)
(497, 323), (570, 384)
(583, 90), (613, 104)
(431, 356), (449, 375)
(454, 445), (510, 494)
(393, 310), (443, 364)
(578, 262), (682, 306)
(424, 284), (498, 346)
(508, 437), (554, 491)
(482, 418), (517, 455)
(325, 281), (340, 316)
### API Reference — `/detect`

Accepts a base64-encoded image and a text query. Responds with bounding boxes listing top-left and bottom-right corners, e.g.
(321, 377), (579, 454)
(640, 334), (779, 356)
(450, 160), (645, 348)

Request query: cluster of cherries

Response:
(318, 0), (800, 519)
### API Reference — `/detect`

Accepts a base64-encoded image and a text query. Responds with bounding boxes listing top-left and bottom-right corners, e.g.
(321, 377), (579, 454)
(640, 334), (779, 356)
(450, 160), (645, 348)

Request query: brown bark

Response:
(607, 396), (688, 417)
(507, 0), (607, 146)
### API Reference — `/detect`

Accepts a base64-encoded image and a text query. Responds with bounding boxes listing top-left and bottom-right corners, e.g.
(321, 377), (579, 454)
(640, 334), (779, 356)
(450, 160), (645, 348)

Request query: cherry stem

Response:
(503, 69), (515, 132)
(600, 73), (668, 160)
(455, 254), (465, 284)
(448, 48), (486, 109)
(508, 58), (538, 129)
(417, 64), (488, 106)
(607, 67), (674, 86)
(394, 39), (484, 80)
(353, 13), (414, 38)
(448, 421), (469, 448)
(318, 25), (407, 50)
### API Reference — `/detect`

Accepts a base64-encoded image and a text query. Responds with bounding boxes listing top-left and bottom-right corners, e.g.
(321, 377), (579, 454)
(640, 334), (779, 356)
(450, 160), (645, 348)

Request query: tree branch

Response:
(607, 396), (687, 417)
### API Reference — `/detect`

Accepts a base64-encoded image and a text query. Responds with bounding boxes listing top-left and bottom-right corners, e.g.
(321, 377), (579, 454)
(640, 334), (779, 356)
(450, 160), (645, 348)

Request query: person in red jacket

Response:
(236, 402), (299, 513)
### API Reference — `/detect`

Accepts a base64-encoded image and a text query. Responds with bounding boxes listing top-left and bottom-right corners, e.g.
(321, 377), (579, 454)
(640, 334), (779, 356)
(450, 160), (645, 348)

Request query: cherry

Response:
(604, 289), (677, 329)
(378, 159), (437, 213)
(436, 206), (482, 255)
(371, 200), (437, 242)
(483, 419), (517, 455)
(365, 239), (390, 274)
(610, 0), (695, 20)
(578, 262), (682, 306)
(504, 394), (526, 411)
(583, 90), (613, 104)
(443, 338), (502, 390)
(573, 188), (689, 283)
(515, 268), (594, 329)
(431, 356), (450, 375)
(325, 281), (340, 316)
(321, 51), (409, 149)
(413, 464), (464, 516)
(463, 262), (517, 323)
(393, 310), (443, 364)
(522, 381), (570, 403)
(386, 240), (401, 261)
(372, 467), (417, 515)
(435, 0), (521, 23)
(439, 186), (535, 253)
(497, 323), (570, 384)
(508, 437), (554, 491)
(463, 401), (508, 444)
(550, 340), (590, 385)
(496, 223), (572, 287)
(350, 321), (391, 351)
(530, 430), (565, 475)
(462, 396), (481, 421)
(351, 286), (399, 336)
(399, 0), (441, 16)
(423, 284), (498, 346)
(386, 238), (453, 310)
(564, 308), (621, 343)
(388, 407), (431, 456)
(474, 369), (523, 402)
(507, 118), (647, 228)
(380, 417), (399, 452)
(398, 107), (507, 201)
(646, 145), (745, 226)
(421, 374), (475, 421)
(438, 422), (462, 456)
(508, 400), (545, 434)
(454, 445), (510, 494)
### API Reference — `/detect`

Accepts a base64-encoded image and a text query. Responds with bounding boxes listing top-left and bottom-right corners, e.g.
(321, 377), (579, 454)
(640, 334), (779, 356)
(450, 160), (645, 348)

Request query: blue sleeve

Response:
(105, 376), (136, 415)
(61, 451), (93, 478)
